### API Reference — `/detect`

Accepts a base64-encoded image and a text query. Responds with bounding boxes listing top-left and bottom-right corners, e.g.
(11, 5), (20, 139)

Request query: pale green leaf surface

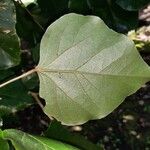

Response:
(2, 129), (79, 150)
(37, 13), (150, 125)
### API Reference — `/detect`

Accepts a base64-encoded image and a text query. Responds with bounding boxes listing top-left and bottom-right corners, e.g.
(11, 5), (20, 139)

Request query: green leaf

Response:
(1, 129), (79, 150)
(88, 0), (114, 28)
(68, 0), (90, 14)
(88, 0), (138, 32)
(31, 44), (40, 64)
(22, 73), (39, 91)
(45, 121), (103, 150)
(0, 130), (9, 150)
(110, 2), (138, 32)
(37, 13), (150, 125)
(0, 69), (14, 81)
(37, 0), (68, 17)
(0, 0), (20, 69)
(14, 1), (44, 47)
(0, 138), (9, 150)
(116, 0), (150, 11)
(0, 80), (34, 116)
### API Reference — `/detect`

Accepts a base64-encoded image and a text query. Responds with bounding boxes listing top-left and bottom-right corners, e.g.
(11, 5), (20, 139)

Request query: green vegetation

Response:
(0, 0), (150, 149)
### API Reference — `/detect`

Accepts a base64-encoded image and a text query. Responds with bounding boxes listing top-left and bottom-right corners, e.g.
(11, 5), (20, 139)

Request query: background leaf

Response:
(44, 121), (102, 150)
(116, 0), (150, 11)
(110, 2), (138, 32)
(37, 13), (150, 125)
(88, 0), (138, 32)
(37, 0), (69, 19)
(68, 0), (90, 14)
(0, 0), (20, 69)
(0, 80), (34, 117)
(1, 129), (79, 150)
(14, 1), (44, 47)
(0, 70), (14, 81)
(0, 138), (9, 150)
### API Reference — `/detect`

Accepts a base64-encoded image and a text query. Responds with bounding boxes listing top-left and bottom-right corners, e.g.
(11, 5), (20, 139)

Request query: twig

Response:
(29, 92), (44, 109)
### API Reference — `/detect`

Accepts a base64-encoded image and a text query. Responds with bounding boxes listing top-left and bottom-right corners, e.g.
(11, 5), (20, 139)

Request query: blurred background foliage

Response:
(0, 0), (150, 149)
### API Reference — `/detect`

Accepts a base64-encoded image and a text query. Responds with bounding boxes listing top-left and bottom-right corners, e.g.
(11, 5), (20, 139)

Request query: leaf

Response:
(0, 131), (8, 150)
(1, 129), (79, 150)
(14, 1), (44, 47)
(37, 13), (150, 125)
(21, 0), (36, 7)
(31, 44), (40, 64)
(0, 69), (14, 81)
(110, 2), (138, 32)
(88, 0), (138, 32)
(0, 138), (9, 150)
(0, 80), (34, 116)
(68, 0), (90, 14)
(116, 0), (150, 11)
(0, 0), (20, 69)
(88, 0), (114, 28)
(37, 0), (68, 17)
(22, 73), (39, 91)
(44, 121), (103, 150)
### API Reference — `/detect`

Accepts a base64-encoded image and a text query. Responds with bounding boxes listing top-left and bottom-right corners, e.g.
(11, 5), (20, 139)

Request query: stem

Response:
(29, 92), (44, 109)
(0, 69), (36, 88)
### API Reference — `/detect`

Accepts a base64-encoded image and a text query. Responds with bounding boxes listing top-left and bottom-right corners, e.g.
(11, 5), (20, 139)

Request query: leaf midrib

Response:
(37, 68), (149, 78)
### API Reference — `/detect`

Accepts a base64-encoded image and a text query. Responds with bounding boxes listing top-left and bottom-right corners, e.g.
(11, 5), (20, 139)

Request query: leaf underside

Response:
(37, 13), (150, 125)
